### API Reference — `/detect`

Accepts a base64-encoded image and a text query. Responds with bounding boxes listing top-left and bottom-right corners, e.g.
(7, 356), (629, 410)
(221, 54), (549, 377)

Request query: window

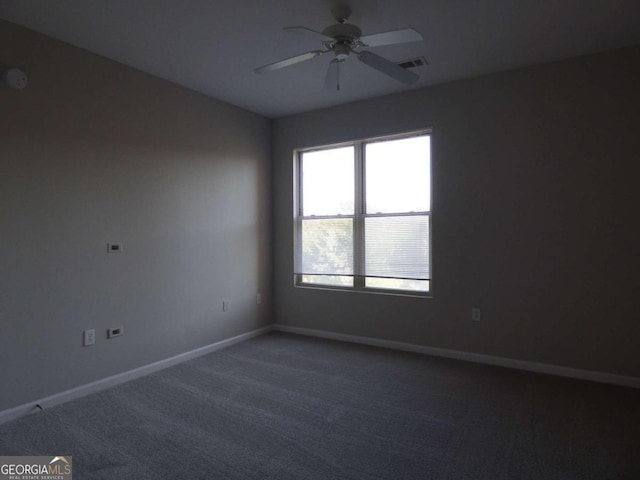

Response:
(294, 131), (431, 295)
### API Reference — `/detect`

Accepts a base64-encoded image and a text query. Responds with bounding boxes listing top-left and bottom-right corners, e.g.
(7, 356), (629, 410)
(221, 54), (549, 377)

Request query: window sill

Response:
(294, 282), (431, 299)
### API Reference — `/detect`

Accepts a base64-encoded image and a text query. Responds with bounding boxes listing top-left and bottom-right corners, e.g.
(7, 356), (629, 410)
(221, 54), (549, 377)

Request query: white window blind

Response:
(295, 131), (431, 294)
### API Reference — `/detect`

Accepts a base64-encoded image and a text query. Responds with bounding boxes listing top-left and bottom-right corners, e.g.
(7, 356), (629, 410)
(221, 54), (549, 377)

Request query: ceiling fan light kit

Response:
(254, 4), (424, 90)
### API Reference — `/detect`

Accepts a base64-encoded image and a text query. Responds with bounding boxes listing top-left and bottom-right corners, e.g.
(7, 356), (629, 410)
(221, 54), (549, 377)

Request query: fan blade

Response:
(325, 59), (342, 91)
(254, 50), (327, 74)
(284, 26), (334, 42)
(358, 51), (419, 85)
(359, 28), (423, 47)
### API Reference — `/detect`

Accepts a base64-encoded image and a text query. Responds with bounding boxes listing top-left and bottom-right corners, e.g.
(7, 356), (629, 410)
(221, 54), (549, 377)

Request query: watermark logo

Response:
(0, 456), (72, 480)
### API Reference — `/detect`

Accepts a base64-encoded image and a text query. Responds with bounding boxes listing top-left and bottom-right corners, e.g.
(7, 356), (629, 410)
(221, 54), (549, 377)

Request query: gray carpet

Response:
(1, 332), (638, 479)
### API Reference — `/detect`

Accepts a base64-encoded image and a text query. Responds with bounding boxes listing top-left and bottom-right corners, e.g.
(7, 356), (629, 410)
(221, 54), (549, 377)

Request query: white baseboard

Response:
(3, 323), (636, 427)
(272, 324), (640, 389)
(0, 325), (273, 426)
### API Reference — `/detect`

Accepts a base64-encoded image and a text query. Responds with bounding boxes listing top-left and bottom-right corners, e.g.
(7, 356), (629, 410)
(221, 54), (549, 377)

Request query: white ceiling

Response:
(2, 0), (640, 118)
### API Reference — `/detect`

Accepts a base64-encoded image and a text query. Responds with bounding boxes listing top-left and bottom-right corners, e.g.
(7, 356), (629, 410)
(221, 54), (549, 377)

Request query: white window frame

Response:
(293, 129), (432, 297)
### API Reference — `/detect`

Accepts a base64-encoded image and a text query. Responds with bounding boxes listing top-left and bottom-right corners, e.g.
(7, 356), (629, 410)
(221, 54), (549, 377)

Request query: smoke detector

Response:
(2, 68), (28, 90)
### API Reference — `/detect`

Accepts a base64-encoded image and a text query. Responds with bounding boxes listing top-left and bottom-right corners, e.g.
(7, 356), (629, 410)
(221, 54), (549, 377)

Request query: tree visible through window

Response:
(295, 131), (431, 294)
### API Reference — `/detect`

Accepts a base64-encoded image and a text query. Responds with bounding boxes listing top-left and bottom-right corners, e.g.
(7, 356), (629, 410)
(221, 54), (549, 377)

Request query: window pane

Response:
(365, 136), (430, 214)
(300, 218), (353, 275)
(365, 215), (429, 280)
(365, 278), (429, 292)
(302, 146), (354, 216)
(302, 275), (354, 287)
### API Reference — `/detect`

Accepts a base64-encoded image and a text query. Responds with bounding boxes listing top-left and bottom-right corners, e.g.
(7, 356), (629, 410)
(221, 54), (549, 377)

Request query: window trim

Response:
(293, 128), (433, 297)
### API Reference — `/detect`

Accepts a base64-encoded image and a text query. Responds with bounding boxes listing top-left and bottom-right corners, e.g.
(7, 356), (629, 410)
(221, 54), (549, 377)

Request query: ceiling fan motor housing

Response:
(322, 23), (363, 43)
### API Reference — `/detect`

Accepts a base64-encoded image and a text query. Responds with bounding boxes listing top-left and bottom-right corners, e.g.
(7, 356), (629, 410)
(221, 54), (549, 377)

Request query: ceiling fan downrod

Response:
(331, 4), (352, 24)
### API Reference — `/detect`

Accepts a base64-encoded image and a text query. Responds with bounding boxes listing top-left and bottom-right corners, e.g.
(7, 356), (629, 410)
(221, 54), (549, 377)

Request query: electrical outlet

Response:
(471, 308), (481, 322)
(256, 293), (262, 305)
(223, 301), (229, 312)
(83, 329), (96, 346)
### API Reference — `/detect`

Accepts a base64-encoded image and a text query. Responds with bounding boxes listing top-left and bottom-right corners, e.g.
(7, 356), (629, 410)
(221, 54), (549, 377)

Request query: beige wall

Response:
(0, 20), (272, 411)
(2, 17), (638, 414)
(273, 46), (640, 378)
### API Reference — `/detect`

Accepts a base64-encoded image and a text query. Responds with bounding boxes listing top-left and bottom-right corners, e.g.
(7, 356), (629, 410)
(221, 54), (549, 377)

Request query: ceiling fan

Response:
(254, 4), (424, 90)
